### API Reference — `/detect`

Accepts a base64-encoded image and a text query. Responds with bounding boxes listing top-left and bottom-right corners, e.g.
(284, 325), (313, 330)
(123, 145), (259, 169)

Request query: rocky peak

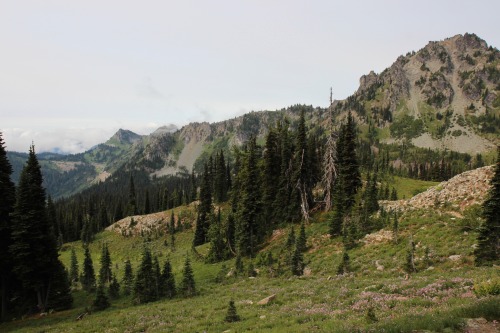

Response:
(107, 129), (142, 146)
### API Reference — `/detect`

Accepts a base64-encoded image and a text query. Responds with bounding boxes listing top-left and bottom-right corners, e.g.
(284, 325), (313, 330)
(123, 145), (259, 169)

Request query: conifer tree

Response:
(390, 187), (398, 200)
(474, 147), (500, 265)
(0, 132), (15, 320)
(207, 208), (227, 263)
(161, 259), (176, 299)
(225, 300), (240, 322)
(122, 259), (134, 296)
(93, 282), (110, 311)
(127, 174), (137, 216)
(9, 145), (72, 312)
(262, 125), (281, 226)
(404, 238), (416, 274)
(336, 250), (350, 275)
(180, 256), (196, 297)
(69, 248), (79, 283)
(144, 190), (151, 215)
(365, 172), (379, 215)
(108, 273), (120, 299)
(193, 163), (213, 246)
(296, 223), (307, 253)
(286, 227), (296, 249)
(290, 246), (304, 276)
(226, 213), (236, 254)
(99, 243), (112, 285)
(134, 247), (156, 304)
(81, 246), (96, 292)
(338, 112), (361, 210)
(236, 136), (262, 257)
(153, 256), (162, 299)
(235, 252), (244, 275)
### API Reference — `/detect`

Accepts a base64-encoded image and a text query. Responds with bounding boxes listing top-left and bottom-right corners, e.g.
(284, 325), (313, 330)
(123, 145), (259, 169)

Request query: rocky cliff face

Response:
(341, 33), (499, 153)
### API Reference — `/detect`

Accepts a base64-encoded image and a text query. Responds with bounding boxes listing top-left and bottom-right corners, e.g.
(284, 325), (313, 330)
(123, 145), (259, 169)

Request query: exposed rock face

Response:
(338, 33), (499, 153)
(381, 165), (494, 212)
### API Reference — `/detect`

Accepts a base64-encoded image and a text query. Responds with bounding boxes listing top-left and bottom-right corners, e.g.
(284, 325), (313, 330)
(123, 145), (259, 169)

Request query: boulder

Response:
(257, 294), (276, 305)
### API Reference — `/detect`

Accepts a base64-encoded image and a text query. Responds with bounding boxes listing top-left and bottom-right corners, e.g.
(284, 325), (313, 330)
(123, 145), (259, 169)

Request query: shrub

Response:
(474, 279), (500, 297)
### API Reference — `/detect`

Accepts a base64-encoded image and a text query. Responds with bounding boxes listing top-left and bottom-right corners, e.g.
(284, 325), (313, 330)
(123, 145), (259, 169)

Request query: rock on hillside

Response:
(381, 165), (494, 212)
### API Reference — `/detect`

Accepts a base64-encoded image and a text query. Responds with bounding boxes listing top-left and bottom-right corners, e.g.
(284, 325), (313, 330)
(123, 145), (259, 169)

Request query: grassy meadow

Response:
(2, 178), (499, 333)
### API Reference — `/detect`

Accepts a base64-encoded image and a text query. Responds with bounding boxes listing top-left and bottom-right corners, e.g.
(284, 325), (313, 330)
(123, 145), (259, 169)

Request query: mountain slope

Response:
(6, 33), (499, 199)
(338, 33), (499, 153)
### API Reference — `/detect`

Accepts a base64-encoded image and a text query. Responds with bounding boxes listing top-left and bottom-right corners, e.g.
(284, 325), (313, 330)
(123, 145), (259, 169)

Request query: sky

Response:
(1, 0), (499, 154)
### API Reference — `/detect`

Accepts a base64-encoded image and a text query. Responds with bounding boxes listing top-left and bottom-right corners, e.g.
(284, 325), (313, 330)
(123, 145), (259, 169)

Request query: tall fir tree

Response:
(180, 256), (196, 297)
(207, 208), (227, 263)
(93, 282), (110, 311)
(81, 246), (96, 292)
(161, 259), (176, 299)
(134, 247), (156, 304)
(236, 136), (262, 257)
(99, 243), (112, 285)
(474, 147), (500, 265)
(127, 174), (137, 216)
(122, 259), (134, 296)
(262, 124), (281, 227)
(69, 248), (79, 283)
(0, 132), (15, 320)
(193, 163), (213, 246)
(9, 145), (72, 312)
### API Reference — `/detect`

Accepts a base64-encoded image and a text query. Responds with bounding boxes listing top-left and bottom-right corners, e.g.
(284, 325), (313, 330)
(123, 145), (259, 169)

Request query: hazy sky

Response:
(1, 0), (499, 153)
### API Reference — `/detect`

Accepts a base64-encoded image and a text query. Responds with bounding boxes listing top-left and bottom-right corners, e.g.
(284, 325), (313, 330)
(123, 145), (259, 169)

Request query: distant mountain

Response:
(7, 33), (498, 199)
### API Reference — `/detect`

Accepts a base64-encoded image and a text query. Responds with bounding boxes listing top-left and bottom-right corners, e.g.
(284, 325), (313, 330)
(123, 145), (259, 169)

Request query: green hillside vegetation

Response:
(2, 202), (499, 332)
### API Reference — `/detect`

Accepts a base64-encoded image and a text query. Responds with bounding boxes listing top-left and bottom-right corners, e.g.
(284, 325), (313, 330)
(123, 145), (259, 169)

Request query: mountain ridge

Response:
(6, 33), (499, 198)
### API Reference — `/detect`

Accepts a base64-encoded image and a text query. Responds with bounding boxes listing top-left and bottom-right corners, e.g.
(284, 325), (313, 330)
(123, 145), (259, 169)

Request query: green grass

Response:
(392, 176), (439, 199)
(2, 206), (499, 332)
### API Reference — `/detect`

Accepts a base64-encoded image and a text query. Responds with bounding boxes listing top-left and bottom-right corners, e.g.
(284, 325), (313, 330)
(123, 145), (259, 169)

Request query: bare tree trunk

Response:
(296, 150), (310, 222)
(322, 88), (338, 211)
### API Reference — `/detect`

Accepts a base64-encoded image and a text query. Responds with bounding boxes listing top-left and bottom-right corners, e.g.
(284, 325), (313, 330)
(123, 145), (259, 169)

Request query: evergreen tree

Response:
(108, 273), (120, 299)
(225, 300), (240, 322)
(122, 259), (134, 296)
(153, 256), (162, 299)
(296, 223), (307, 253)
(99, 243), (112, 285)
(235, 252), (244, 275)
(144, 190), (151, 215)
(286, 227), (296, 249)
(207, 208), (227, 263)
(290, 246), (304, 276)
(0, 132), (15, 320)
(392, 212), (399, 244)
(404, 238), (416, 274)
(127, 174), (137, 216)
(365, 172), (379, 215)
(226, 213), (236, 254)
(134, 247), (156, 304)
(161, 259), (176, 299)
(214, 150), (228, 202)
(262, 125), (281, 227)
(336, 250), (350, 275)
(0, 134), (15, 320)
(474, 147), (500, 265)
(193, 163), (213, 246)
(236, 136), (262, 257)
(93, 282), (110, 311)
(180, 256), (196, 297)
(337, 112), (362, 210)
(390, 187), (398, 200)
(9, 145), (72, 312)
(69, 248), (79, 283)
(81, 246), (96, 292)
